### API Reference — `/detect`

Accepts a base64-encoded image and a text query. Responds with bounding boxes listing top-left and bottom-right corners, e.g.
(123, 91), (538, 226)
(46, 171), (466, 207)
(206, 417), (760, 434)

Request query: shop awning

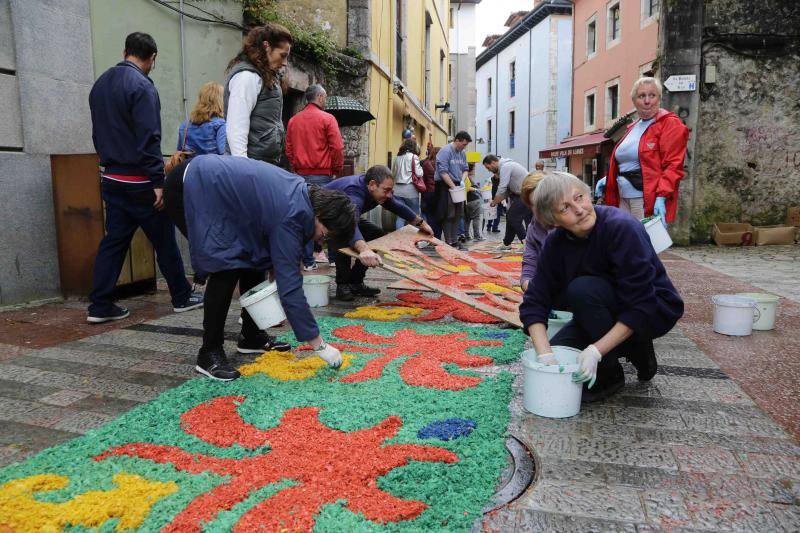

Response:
(539, 132), (612, 159)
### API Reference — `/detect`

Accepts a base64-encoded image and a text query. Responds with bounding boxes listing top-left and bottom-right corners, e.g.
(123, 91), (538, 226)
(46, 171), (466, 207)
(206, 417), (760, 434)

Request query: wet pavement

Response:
(0, 238), (798, 531)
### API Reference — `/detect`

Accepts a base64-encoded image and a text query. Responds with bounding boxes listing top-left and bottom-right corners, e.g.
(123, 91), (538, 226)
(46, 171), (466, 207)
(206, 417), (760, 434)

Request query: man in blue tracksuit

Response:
(325, 166), (433, 301)
(87, 32), (202, 323)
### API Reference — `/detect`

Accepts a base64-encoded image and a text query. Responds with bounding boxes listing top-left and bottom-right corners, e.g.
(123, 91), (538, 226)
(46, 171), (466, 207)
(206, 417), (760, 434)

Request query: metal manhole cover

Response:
(482, 435), (535, 513)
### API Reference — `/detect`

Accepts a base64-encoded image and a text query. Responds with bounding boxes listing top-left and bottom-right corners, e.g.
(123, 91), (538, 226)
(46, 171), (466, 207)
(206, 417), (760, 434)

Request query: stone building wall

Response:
(661, 0), (800, 242)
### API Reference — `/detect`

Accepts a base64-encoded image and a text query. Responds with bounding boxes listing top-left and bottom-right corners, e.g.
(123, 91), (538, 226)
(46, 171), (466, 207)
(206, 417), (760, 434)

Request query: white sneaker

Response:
(303, 262), (319, 272)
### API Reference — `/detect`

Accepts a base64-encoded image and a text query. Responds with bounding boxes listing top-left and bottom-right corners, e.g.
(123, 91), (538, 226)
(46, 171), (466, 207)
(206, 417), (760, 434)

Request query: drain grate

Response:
(483, 435), (535, 513)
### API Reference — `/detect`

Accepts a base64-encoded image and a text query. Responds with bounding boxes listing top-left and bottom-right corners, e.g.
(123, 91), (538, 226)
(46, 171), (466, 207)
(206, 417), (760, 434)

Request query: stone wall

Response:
(662, 0), (800, 242)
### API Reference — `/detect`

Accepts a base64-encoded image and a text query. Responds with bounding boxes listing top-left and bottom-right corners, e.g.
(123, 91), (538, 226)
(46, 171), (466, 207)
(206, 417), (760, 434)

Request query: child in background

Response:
(464, 166), (484, 241)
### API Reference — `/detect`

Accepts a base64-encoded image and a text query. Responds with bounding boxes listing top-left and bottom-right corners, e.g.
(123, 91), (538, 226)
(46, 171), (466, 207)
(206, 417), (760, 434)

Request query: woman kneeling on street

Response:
(519, 173), (684, 402)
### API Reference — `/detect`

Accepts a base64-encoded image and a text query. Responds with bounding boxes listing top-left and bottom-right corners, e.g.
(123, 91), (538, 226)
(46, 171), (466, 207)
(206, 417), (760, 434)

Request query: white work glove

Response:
(314, 341), (342, 369)
(572, 344), (602, 389)
(537, 352), (558, 365)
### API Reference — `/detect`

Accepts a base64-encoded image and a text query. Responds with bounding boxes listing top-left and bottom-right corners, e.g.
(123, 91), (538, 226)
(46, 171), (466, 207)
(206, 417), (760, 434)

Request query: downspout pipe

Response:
(527, 25), (532, 168)
(179, 0), (188, 119)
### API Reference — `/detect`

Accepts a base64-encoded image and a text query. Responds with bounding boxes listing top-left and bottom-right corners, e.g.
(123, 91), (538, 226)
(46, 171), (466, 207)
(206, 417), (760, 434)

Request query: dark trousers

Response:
(334, 219), (384, 285)
(550, 276), (653, 389)
(89, 183), (191, 314)
(202, 268), (264, 353)
(302, 175), (333, 265)
(503, 194), (532, 246)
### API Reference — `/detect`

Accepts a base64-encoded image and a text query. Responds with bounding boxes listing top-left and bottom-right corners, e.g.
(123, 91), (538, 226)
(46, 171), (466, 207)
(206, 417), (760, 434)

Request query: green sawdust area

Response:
(0, 317), (524, 531)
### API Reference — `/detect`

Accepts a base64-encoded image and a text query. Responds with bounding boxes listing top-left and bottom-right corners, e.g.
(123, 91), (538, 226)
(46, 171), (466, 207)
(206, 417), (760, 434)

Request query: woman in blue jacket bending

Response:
(519, 173), (684, 403)
(164, 155), (355, 382)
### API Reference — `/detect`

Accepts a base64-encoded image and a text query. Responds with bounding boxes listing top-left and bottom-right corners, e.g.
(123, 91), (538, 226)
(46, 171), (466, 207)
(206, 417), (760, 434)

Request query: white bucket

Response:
(643, 216), (673, 254)
(303, 275), (331, 308)
(547, 311), (573, 340)
(481, 188), (493, 201)
(736, 292), (779, 331)
(711, 295), (758, 336)
(521, 346), (583, 418)
(483, 204), (497, 221)
(449, 185), (466, 203)
(240, 280), (286, 330)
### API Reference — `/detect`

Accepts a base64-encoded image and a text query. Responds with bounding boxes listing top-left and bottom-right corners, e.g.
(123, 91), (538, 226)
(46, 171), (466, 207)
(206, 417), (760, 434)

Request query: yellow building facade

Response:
(367, 0), (451, 166)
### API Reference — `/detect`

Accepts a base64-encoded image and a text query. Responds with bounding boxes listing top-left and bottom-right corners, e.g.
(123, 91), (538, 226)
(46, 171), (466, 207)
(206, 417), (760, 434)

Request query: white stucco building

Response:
(448, 0), (481, 148)
(475, 0), (573, 180)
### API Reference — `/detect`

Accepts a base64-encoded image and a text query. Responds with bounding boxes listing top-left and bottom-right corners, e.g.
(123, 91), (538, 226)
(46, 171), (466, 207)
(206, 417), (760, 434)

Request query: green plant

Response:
(240, 0), (363, 75)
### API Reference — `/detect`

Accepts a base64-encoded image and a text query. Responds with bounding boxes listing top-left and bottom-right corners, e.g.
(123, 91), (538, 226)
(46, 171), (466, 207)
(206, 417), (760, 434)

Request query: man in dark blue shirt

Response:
(87, 32), (202, 323)
(326, 165), (433, 301)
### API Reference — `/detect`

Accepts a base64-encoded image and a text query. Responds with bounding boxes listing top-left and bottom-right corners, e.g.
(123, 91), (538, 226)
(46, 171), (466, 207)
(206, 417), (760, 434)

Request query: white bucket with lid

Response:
(449, 185), (466, 203)
(240, 280), (286, 330)
(642, 216), (673, 254)
(521, 346), (583, 418)
(736, 292), (779, 331)
(547, 311), (573, 340)
(711, 295), (758, 336)
(303, 275), (331, 308)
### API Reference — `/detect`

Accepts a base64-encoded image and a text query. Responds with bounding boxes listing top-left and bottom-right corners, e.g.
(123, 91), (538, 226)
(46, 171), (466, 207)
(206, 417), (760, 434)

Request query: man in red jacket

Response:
(286, 84), (345, 269)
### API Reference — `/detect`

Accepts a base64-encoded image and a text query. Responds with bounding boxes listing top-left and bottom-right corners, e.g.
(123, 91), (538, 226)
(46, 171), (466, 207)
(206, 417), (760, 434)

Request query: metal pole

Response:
(179, 0), (188, 119)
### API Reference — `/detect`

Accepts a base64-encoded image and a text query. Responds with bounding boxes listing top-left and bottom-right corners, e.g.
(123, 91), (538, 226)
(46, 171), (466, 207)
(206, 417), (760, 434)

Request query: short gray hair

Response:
(532, 172), (591, 228)
(630, 77), (662, 100)
(534, 159), (545, 170)
(304, 84), (326, 104)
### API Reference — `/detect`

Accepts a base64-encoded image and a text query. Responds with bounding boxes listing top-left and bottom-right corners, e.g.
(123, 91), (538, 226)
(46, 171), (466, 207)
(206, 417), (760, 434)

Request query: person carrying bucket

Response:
(163, 155), (356, 381)
(519, 173), (684, 403)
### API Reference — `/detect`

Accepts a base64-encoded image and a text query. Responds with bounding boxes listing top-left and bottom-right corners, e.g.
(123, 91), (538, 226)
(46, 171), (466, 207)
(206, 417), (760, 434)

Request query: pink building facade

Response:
(541, 0), (659, 187)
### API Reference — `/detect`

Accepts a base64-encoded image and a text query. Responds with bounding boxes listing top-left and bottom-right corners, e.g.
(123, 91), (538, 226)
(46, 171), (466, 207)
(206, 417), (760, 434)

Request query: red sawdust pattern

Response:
(180, 396), (270, 448)
(334, 325), (501, 390)
(484, 261), (522, 274)
(384, 292), (502, 324)
(96, 398), (457, 531)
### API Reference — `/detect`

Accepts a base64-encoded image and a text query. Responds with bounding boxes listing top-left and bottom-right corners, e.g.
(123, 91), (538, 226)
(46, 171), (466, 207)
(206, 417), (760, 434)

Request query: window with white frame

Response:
(487, 77), (492, 106)
(641, 0), (659, 24)
(509, 111), (515, 149)
(510, 61), (516, 97)
(605, 80), (620, 123)
(607, 1), (621, 45)
(584, 89), (597, 131)
(586, 15), (597, 58)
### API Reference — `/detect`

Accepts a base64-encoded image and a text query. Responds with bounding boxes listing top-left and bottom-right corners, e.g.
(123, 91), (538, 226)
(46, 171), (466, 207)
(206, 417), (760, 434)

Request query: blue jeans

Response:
(394, 196), (420, 229)
(89, 184), (191, 314)
(302, 175), (332, 265)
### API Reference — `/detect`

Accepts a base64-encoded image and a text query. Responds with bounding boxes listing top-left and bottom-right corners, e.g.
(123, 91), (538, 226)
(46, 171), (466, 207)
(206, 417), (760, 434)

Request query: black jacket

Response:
(89, 61), (164, 187)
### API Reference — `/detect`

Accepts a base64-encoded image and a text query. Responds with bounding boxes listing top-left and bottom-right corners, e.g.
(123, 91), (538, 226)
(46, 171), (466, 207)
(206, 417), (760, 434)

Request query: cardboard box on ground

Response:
(712, 207), (800, 246)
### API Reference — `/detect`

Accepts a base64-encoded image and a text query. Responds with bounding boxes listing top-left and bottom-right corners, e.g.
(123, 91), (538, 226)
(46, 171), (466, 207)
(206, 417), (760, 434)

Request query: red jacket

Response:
(285, 103), (344, 176)
(605, 109), (689, 223)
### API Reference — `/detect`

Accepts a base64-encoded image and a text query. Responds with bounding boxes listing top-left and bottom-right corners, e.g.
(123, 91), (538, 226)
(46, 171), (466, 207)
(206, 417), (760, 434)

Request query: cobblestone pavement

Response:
(1, 239), (798, 531)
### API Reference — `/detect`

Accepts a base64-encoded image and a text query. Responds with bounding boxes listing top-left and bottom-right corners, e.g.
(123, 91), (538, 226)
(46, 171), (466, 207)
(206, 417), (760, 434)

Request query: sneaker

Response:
(236, 332), (292, 354)
(87, 304), (130, 324)
(174, 291), (204, 313)
(631, 340), (658, 381)
(196, 350), (240, 381)
(303, 262), (319, 272)
(336, 284), (355, 301)
(581, 364), (625, 403)
(457, 234), (466, 243)
(490, 229), (502, 233)
(313, 251), (329, 263)
(350, 282), (381, 297)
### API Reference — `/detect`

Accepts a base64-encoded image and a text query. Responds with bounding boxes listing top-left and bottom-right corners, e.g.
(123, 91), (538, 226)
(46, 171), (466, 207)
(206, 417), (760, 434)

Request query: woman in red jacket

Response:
(604, 77), (689, 227)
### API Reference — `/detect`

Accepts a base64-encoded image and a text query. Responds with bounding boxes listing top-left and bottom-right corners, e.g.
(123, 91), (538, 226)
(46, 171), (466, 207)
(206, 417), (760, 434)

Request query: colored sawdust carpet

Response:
(377, 292), (502, 324)
(0, 317), (523, 532)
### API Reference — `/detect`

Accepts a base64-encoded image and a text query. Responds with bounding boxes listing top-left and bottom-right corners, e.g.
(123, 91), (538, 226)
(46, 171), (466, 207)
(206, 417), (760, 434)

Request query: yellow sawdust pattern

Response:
(0, 473), (177, 532)
(239, 350), (356, 380)
(344, 306), (425, 321)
